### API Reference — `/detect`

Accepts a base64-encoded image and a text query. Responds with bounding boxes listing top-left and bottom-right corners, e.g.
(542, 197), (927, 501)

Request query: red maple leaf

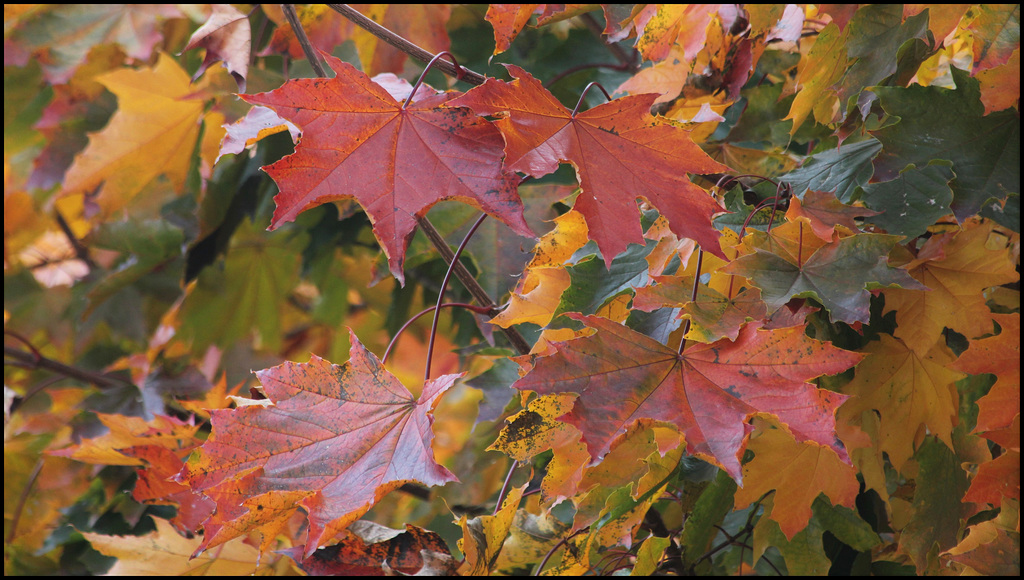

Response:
(242, 53), (532, 283)
(511, 315), (862, 480)
(449, 64), (729, 267)
(176, 332), (459, 557)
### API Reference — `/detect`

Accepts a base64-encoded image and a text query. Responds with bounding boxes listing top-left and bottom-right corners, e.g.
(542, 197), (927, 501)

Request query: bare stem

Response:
(493, 460), (518, 516)
(425, 213), (488, 381)
(282, 4), (327, 77)
(404, 51), (466, 109)
(571, 82), (613, 116)
(678, 250), (705, 356)
(4, 345), (128, 389)
(6, 459), (43, 545)
(382, 302), (493, 365)
(328, 4), (488, 86)
(415, 216), (532, 355)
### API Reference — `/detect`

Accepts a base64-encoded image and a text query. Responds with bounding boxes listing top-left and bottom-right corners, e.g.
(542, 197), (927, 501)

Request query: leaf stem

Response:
(54, 208), (96, 270)
(425, 213), (489, 381)
(571, 82), (613, 116)
(678, 249), (705, 355)
(493, 460), (518, 516)
(404, 50), (465, 109)
(381, 302), (493, 365)
(535, 528), (588, 576)
(5, 459), (42, 545)
(328, 4), (488, 86)
(415, 216), (532, 355)
(282, 4), (327, 77)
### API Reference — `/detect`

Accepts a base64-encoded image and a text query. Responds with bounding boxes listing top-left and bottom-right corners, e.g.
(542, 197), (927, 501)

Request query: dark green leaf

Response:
(871, 68), (1020, 221)
(858, 162), (955, 240)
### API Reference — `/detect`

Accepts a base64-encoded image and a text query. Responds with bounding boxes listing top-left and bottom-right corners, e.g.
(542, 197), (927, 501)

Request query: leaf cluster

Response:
(4, 4), (1019, 576)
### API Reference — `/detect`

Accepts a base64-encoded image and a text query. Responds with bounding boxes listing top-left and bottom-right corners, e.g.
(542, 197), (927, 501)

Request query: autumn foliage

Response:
(4, 4), (1020, 576)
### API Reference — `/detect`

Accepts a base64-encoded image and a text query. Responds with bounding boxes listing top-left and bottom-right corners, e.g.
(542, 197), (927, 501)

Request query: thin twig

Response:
(426, 213), (488, 381)
(4, 345), (128, 389)
(678, 250), (705, 356)
(382, 302), (494, 365)
(493, 460), (519, 516)
(416, 216), (532, 355)
(6, 459), (43, 545)
(282, 4), (327, 77)
(54, 209), (96, 269)
(535, 528), (588, 576)
(544, 61), (633, 88)
(328, 4), (488, 86)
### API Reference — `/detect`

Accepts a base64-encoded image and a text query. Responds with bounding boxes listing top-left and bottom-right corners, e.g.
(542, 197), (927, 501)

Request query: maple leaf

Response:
(486, 4), (541, 56)
(458, 486), (525, 575)
(176, 333), (459, 558)
(785, 22), (847, 135)
(176, 218), (306, 353)
(883, 220), (1018, 355)
(785, 189), (880, 241)
(5, 4), (182, 83)
(633, 4), (719, 64)
(83, 518), (285, 575)
(59, 53), (208, 216)
(242, 53), (530, 284)
(290, 521), (455, 576)
(511, 315), (862, 481)
(735, 416), (859, 540)
(976, 47), (1020, 114)
(182, 4), (251, 91)
(449, 64), (729, 267)
(858, 162), (956, 241)
(721, 220), (926, 324)
(870, 68), (1019, 221)
(837, 336), (966, 472)
(950, 313), (1020, 434)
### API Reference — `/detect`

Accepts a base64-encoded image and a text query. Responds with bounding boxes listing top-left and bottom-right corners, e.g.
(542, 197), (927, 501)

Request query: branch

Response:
(4, 345), (129, 389)
(327, 4), (489, 86)
(282, 4), (327, 77)
(416, 217), (533, 355)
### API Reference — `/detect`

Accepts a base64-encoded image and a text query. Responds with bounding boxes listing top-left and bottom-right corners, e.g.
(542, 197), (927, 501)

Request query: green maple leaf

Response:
(870, 67), (1020, 223)
(721, 221), (926, 324)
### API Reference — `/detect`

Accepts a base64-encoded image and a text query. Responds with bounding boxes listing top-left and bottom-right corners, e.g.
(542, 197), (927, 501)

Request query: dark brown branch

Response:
(54, 208), (97, 270)
(4, 345), (129, 389)
(327, 4), (489, 86)
(282, 4), (327, 77)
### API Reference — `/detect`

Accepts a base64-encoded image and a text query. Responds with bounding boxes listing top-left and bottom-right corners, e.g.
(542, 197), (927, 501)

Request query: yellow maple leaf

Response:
(837, 335), (965, 471)
(883, 220), (1018, 355)
(735, 416), (859, 539)
(60, 53), (206, 217)
(83, 518), (287, 575)
(490, 210), (588, 329)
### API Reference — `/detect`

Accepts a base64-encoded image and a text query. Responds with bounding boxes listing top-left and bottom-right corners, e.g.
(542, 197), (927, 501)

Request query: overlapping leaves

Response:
(243, 53), (531, 283)
(511, 314), (862, 480)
